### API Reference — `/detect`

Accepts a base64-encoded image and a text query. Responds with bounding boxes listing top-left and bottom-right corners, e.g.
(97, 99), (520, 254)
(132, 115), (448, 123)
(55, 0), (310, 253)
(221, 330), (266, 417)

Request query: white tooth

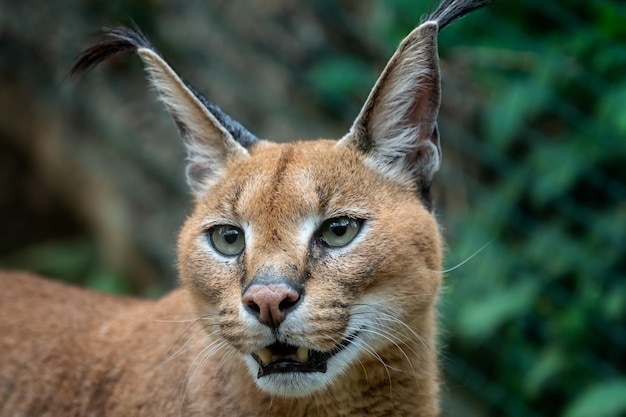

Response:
(257, 348), (272, 364)
(296, 347), (309, 362)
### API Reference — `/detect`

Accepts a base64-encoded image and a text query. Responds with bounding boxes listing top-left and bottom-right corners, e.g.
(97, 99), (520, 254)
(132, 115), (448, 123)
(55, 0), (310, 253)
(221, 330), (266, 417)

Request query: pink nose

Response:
(242, 283), (301, 328)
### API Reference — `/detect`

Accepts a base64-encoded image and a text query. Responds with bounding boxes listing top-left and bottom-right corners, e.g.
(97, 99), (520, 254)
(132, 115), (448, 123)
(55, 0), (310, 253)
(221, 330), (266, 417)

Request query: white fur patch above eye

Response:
(241, 221), (254, 258)
(298, 217), (321, 247)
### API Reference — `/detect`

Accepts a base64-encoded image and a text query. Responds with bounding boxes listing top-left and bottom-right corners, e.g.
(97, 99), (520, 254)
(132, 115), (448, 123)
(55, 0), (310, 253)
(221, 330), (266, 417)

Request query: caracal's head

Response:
(71, 1), (484, 398)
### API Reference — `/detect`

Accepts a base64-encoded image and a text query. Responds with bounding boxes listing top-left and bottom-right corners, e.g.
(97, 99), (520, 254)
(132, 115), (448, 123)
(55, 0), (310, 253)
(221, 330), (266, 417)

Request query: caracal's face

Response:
(178, 139), (442, 397)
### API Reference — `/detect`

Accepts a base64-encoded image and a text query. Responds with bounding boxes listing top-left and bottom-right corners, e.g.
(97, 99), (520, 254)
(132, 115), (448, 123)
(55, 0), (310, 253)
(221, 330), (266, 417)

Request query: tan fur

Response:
(0, 139), (442, 416)
(0, 1), (490, 414)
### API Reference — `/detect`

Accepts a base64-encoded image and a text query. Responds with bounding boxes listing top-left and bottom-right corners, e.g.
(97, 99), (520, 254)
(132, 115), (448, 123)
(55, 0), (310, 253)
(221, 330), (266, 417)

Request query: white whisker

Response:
(373, 312), (431, 354)
(151, 317), (202, 323)
(352, 336), (394, 388)
(350, 293), (439, 306)
(429, 239), (493, 274)
(178, 338), (228, 416)
(264, 394), (275, 417)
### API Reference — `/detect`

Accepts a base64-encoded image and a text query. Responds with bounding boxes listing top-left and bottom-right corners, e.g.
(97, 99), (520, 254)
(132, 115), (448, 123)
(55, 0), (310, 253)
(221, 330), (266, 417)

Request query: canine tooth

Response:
(296, 347), (309, 362)
(257, 348), (272, 364)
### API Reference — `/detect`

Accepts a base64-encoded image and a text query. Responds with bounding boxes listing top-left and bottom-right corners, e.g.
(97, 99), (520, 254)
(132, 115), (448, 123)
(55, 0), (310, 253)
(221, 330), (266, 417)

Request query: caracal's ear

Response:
(338, 22), (441, 193)
(71, 27), (258, 196)
(338, 0), (490, 207)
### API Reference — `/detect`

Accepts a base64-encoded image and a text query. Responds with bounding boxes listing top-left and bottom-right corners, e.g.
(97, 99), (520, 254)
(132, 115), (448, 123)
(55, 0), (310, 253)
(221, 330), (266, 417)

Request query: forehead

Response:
(201, 139), (387, 220)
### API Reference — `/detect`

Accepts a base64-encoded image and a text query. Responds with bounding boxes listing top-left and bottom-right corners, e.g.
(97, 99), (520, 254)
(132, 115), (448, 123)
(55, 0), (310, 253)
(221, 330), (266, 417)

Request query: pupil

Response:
(331, 220), (348, 236)
(223, 229), (239, 244)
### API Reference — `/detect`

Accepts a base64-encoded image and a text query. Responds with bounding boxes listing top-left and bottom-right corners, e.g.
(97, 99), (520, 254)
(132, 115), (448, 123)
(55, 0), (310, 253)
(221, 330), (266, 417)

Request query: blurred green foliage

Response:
(417, 1), (623, 416)
(1, 240), (132, 295)
(564, 379), (626, 417)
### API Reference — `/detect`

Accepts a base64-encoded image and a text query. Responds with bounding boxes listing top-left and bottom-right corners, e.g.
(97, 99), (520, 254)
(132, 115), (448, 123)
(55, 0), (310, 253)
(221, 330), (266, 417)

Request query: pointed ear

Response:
(338, 22), (441, 193)
(71, 27), (258, 196)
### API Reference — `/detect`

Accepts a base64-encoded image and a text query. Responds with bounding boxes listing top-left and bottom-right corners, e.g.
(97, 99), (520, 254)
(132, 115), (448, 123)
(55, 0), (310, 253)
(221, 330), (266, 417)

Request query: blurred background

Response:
(1, 0), (624, 416)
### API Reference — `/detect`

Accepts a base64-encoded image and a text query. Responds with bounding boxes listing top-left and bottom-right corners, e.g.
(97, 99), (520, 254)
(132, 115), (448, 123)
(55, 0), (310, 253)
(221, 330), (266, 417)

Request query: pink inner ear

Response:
(405, 84), (440, 128)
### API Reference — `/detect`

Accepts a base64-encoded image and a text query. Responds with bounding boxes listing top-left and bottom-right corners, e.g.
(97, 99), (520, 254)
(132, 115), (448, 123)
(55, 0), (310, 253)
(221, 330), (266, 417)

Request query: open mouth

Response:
(251, 337), (354, 378)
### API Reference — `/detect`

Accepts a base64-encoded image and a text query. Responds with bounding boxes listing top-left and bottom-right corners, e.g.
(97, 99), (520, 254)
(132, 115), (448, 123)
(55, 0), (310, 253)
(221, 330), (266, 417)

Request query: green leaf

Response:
(524, 347), (565, 398)
(484, 55), (560, 149)
(85, 269), (132, 295)
(308, 57), (375, 108)
(0, 240), (97, 283)
(526, 144), (585, 205)
(598, 83), (626, 136)
(564, 379), (626, 417)
(455, 280), (539, 340)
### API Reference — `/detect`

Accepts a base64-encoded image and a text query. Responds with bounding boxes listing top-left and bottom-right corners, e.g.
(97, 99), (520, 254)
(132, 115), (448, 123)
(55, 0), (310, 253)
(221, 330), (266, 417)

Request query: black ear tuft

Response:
(70, 27), (154, 76)
(424, 0), (492, 31)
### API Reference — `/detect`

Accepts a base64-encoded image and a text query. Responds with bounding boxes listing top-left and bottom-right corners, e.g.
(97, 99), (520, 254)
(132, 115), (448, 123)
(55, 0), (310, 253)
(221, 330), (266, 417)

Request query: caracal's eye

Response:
(209, 225), (245, 256)
(319, 217), (362, 248)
